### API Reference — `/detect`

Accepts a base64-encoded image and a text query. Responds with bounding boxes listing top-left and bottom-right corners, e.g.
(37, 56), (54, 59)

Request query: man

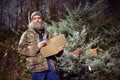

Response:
(18, 11), (63, 80)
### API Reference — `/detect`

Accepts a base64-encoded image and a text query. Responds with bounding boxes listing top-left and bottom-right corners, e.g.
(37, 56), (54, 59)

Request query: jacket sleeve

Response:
(17, 31), (40, 56)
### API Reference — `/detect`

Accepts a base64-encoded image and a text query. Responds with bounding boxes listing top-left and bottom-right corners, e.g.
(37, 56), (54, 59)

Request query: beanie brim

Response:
(31, 11), (42, 19)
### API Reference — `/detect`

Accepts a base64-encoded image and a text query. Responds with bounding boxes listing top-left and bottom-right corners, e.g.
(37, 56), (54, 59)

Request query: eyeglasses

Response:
(33, 17), (42, 20)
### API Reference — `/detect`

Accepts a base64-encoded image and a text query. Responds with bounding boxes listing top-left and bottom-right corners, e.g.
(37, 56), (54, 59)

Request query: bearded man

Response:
(18, 11), (64, 80)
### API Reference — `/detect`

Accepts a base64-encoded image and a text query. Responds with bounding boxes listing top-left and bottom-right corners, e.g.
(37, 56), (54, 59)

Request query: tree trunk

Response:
(49, 0), (57, 21)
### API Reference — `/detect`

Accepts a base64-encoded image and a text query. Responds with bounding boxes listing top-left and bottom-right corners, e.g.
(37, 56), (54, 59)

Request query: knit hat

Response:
(31, 11), (42, 19)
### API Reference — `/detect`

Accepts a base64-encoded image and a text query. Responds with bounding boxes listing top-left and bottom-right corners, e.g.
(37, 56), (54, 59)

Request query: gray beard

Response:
(28, 21), (44, 30)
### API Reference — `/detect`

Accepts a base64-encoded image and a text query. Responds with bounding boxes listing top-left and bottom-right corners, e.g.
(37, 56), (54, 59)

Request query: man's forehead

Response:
(33, 15), (41, 17)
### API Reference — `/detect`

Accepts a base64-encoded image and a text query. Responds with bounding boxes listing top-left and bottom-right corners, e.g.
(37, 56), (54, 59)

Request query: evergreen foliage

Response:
(46, 0), (120, 80)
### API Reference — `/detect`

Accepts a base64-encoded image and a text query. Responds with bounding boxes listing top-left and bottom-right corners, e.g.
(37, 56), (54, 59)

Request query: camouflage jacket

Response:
(18, 28), (59, 72)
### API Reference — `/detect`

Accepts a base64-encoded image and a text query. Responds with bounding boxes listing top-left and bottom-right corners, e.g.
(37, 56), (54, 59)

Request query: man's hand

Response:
(59, 46), (64, 51)
(56, 46), (64, 57)
(38, 41), (47, 48)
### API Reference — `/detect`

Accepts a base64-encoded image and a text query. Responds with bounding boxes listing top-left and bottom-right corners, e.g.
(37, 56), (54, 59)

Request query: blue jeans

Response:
(31, 59), (60, 80)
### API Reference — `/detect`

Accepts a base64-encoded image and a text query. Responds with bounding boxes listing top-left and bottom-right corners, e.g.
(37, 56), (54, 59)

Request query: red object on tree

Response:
(70, 50), (83, 57)
(70, 51), (76, 56)
(77, 50), (83, 55)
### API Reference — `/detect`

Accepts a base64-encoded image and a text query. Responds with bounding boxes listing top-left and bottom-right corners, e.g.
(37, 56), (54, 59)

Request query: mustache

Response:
(28, 21), (44, 30)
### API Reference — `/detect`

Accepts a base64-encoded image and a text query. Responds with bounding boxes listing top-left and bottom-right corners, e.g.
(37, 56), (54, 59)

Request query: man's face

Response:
(32, 15), (42, 24)
(29, 15), (44, 30)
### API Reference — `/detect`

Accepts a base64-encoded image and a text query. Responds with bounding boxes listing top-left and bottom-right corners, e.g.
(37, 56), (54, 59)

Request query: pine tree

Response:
(46, 0), (120, 80)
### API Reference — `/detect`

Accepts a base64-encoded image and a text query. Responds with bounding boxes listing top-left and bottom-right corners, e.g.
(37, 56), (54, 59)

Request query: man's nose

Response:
(36, 20), (40, 23)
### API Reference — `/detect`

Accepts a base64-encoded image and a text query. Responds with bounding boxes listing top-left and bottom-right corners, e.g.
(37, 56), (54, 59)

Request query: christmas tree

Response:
(46, 0), (120, 80)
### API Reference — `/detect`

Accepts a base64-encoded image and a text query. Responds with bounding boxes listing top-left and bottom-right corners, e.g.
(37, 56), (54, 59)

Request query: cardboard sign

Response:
(40, 34), (67, 57)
